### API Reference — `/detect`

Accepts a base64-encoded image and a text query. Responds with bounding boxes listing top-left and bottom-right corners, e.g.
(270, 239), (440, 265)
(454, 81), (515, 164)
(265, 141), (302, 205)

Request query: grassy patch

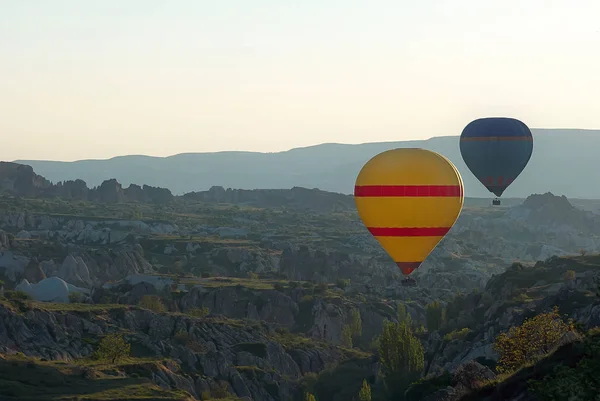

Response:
(27, 302), (130, 313)
(184, 277), (289, 291)
(443, 328), (473, 342)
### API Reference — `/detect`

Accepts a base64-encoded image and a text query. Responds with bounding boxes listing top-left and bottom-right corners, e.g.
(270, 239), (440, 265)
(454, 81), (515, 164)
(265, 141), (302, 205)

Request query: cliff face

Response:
(0, 302), (374, 401)
(0, 162), (52, 197)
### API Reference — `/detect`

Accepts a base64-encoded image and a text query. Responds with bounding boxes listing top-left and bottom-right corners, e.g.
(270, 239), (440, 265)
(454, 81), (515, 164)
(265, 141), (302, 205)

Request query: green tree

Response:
(95, 333), (131, 363)
(358, 379), (372, 401)
(397, 303), (412, 326)
(493, 306), (575, 373)
(305, 392), (317, 401)
(349, 308), (363, 340)
(378, 320), (424, 399)
(426, 301), (445, 332)
(138, 295), (167, 313)
(341, 325), (353, 348)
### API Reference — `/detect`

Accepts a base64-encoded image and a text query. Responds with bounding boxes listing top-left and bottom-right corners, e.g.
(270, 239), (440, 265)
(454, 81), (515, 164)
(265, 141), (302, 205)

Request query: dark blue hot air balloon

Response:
(459, 117), (533, 205)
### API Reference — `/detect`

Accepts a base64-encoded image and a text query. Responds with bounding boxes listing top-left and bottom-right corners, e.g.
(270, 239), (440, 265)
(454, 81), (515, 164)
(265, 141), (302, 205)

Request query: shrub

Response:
(4, 290), (31, 301)
(305, 393), (317, 401)
(493, 306), (575, 373)
(444, 328), (472, 342)
(564, 270), (576, 282)
(68, 292), (83, 303)
(336, 279), (350, 289)
(315, 283), (328, 294)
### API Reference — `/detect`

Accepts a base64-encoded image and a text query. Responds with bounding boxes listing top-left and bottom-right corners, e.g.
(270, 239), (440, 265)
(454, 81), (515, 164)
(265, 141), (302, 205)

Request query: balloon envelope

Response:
(460, 117), (533, 198)
(354, 148), (464, 276)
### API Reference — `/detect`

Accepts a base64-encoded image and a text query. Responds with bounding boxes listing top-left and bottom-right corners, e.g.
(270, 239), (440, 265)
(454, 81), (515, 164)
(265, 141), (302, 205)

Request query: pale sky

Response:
(1, 0), (599, 161)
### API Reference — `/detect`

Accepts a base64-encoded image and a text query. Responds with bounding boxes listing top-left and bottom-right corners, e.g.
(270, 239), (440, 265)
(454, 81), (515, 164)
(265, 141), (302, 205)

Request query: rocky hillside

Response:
(0, 298), (374, 401)
(2, 246), (600, 400)
(2, 177), (600, 399)
(404, 253), (600, 400)
(2, 190), (600, 305)
(457, 329), (600, 401)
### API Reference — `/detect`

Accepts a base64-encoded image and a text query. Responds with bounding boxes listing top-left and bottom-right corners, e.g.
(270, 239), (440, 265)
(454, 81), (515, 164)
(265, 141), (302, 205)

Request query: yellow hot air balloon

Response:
(354, 148), (464, 276)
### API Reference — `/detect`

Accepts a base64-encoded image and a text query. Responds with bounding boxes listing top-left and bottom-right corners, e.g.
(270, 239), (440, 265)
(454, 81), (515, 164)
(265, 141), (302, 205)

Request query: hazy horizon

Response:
(2, 0), (600, 162)
(9, 127), (600, 164)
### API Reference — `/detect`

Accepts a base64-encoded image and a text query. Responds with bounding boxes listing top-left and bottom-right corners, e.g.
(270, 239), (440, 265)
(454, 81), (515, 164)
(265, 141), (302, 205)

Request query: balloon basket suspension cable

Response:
(492, 198), (501, 206)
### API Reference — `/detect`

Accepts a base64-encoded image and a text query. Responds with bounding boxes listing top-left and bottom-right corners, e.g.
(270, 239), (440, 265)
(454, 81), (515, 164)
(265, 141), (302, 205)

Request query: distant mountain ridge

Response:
(0, 161), (358, 211)
(13, 128), (600, 198)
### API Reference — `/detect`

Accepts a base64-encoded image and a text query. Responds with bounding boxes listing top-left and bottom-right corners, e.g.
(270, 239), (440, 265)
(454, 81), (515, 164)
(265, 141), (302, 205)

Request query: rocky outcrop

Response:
(167, 285), (391, 346)
(183, 185), (355, 212)
(419, 361), (497, 401)
(16, 276), (89, 302)
(54, 179), (89, 199)
(0, 230), (9, 250)
(23, 257), (46, 283)
(0, 162), (52, 197)
(518, 192), (600, 233)
(0, 163), (174, 204)
(0, 211), (179, 244)
(0, 303), (371, 401)
(0, 246), (155, 289)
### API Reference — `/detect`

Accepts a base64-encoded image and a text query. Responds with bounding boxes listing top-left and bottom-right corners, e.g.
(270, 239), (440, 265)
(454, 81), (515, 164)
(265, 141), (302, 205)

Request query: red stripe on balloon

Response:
(367, 227), (451, 237)
(354, 185), (462, 197)
(460, 136), (532, 142)
(397, 262), (421, 275)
